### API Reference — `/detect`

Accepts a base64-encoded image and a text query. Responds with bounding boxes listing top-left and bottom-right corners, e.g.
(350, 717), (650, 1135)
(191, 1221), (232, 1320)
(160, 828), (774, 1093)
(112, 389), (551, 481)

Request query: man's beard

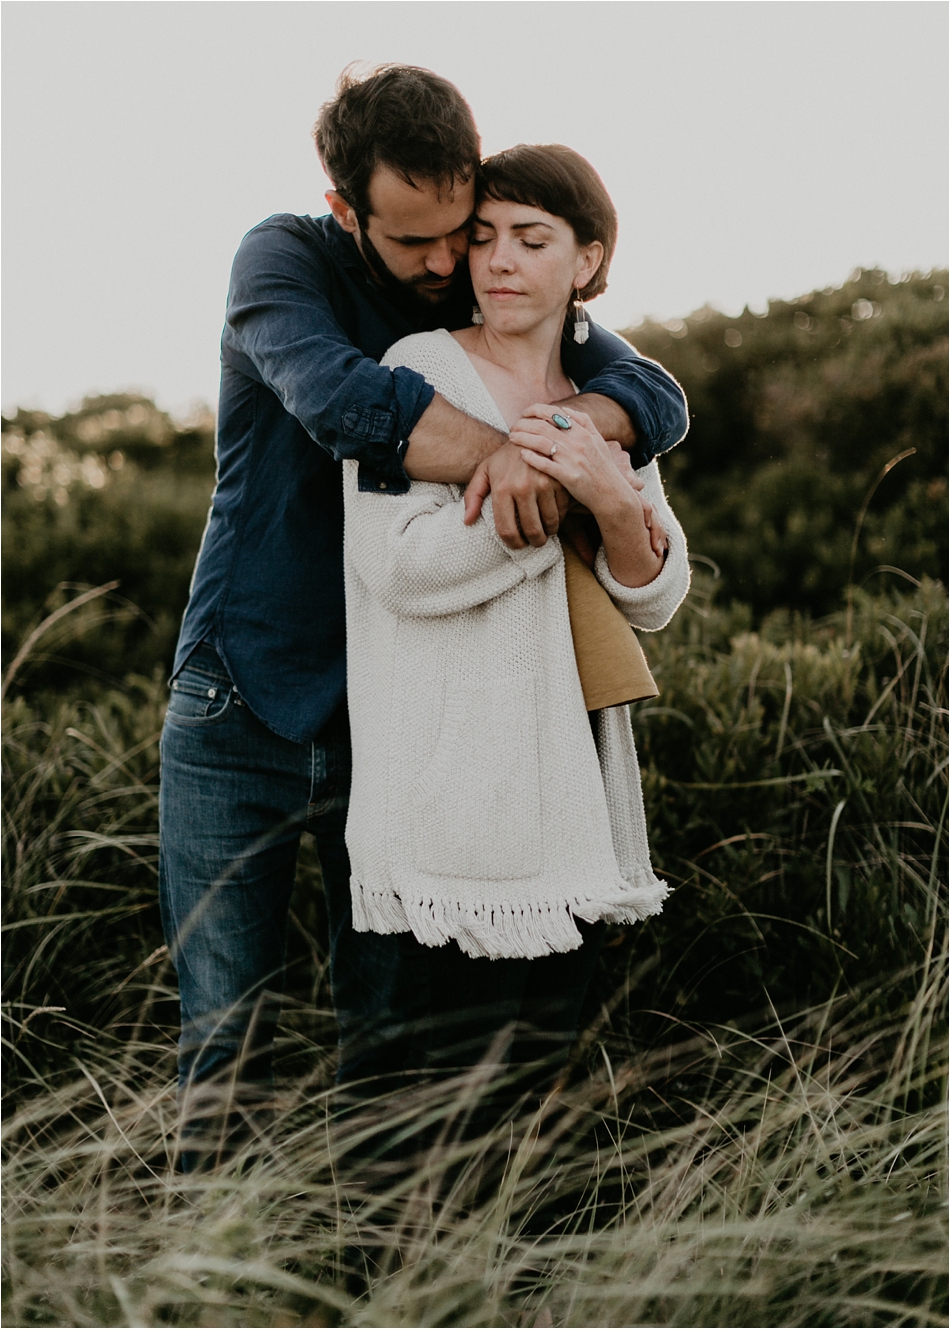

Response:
(358, 227), (461, 309)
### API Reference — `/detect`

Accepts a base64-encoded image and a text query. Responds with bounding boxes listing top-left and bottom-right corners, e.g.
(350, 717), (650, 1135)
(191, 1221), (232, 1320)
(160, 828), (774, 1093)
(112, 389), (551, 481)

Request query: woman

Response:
(342, 145), (689, 1074)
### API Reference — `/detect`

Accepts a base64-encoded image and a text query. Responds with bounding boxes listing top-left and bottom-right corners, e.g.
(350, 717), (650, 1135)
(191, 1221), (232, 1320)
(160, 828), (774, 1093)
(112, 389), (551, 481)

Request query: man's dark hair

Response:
(478, 144), (618, 301)
(314, 64), (480, 220)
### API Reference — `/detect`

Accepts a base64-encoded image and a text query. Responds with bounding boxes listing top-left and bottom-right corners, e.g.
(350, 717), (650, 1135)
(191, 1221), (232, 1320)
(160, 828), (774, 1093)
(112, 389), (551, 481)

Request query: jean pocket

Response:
(166, 674), (235, 725)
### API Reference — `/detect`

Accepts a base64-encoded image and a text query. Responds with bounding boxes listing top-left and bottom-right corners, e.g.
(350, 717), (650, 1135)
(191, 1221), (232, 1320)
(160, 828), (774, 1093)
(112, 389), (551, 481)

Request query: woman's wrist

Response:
(596, 489), (665, 588)
(590, 482), (641, 533)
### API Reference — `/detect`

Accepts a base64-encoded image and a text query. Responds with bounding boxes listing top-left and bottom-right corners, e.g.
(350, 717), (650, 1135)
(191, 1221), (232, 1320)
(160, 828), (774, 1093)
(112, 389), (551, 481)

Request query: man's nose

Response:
(425, 237), (457, 277)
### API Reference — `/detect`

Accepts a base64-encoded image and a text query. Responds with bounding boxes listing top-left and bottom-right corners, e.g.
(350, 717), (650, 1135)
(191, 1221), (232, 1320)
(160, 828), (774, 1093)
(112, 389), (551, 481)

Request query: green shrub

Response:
(2, 395), (215, 690)
(600, 577), (947, 1045)
(625, 269), (948, 614)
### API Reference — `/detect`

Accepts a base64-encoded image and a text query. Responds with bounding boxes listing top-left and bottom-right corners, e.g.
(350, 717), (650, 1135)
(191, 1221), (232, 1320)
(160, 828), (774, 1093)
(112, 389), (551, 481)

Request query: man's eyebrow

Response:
(386, 214), (476, 244)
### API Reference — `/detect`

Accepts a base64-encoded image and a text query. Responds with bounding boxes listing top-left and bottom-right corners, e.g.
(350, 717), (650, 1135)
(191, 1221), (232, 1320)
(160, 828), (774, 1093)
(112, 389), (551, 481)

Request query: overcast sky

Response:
(2, 0), (947, 417)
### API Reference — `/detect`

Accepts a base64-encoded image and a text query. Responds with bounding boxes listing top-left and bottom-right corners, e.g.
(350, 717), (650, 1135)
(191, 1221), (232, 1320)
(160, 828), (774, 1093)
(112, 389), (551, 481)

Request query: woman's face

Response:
(468, 198), (602, 337)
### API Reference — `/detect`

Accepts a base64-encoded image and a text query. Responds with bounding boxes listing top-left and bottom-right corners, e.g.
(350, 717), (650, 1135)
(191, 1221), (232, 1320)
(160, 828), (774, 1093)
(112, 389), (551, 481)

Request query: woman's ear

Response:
(574, 241), (604, 294)
(325, 191), (359, 235)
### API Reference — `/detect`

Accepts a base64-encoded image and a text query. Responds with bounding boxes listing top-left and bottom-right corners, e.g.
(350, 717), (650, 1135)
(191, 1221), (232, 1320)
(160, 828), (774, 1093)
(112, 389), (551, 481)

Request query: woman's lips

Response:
(485, 288), (524, 299)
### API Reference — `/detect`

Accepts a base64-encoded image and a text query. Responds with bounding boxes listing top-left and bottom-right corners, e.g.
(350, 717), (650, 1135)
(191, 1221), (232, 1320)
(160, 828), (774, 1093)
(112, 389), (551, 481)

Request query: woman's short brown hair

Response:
(477, 144), (618, 301)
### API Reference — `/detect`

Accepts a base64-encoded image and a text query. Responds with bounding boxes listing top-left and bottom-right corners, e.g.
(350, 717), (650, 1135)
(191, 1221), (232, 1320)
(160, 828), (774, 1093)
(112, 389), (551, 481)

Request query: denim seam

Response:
(173, 664), (231, 686)
(215, 380), (263, 647)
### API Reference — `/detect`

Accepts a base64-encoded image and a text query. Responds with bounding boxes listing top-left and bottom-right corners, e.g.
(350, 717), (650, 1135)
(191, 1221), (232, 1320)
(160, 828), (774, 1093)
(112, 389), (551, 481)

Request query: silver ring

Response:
(551, 413), (572, 431)
(549, 443), (557, 457)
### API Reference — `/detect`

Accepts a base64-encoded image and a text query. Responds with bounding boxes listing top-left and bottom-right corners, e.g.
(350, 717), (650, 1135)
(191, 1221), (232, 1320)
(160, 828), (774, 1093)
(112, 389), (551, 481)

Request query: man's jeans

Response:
(159, 643), (605, 1158)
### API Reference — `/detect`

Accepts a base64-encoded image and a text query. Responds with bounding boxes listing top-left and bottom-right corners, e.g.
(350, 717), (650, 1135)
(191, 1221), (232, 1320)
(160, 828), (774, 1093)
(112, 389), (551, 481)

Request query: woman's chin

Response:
(483, 313), (542, 338)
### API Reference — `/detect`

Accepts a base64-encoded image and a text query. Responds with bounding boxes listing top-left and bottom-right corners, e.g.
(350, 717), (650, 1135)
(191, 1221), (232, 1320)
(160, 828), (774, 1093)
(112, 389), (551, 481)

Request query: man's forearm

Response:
(402, 394), (507, 484)
(557, 391), (636, 450)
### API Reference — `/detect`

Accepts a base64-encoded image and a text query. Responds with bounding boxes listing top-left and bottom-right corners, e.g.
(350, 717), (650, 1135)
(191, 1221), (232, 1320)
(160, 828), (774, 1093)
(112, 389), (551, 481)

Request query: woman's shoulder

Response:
(381, 329), (504, 427)
(380, 328), (462, 373)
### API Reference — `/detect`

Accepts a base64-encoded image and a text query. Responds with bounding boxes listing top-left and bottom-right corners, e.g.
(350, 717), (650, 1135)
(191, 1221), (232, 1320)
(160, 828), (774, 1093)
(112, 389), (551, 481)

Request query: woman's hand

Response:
(511, 406), (668, 561)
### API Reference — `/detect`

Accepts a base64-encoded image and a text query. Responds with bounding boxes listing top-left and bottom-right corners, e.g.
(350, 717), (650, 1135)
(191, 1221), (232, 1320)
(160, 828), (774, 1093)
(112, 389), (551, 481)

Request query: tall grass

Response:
(2, 582), (946, 1328)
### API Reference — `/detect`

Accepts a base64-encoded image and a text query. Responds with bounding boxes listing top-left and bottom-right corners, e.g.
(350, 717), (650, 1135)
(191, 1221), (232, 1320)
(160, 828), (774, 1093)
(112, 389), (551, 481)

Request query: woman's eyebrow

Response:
(472, 215), (555, 232)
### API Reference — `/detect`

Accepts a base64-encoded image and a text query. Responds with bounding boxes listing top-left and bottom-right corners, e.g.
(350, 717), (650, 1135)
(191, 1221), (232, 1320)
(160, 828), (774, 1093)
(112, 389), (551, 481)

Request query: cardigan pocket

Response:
(409, 676), (542, 881)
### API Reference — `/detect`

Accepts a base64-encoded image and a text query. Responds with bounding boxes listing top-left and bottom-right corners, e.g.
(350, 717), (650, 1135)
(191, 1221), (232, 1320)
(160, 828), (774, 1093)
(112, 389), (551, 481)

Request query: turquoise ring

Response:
(551, 413), (572, 431)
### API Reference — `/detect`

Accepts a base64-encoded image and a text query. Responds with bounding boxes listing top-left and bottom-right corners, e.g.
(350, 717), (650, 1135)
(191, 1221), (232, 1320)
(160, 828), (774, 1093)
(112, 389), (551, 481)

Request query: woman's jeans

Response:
(159, 643), (604, 1160)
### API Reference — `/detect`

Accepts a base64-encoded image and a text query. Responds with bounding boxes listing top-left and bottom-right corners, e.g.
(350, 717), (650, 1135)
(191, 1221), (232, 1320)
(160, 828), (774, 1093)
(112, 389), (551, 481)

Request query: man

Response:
(159, 65), (687, 1163)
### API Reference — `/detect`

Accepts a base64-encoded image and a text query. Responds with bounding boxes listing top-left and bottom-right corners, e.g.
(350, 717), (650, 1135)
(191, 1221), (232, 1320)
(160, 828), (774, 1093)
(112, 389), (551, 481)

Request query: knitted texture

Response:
(343, 329), (690, 960)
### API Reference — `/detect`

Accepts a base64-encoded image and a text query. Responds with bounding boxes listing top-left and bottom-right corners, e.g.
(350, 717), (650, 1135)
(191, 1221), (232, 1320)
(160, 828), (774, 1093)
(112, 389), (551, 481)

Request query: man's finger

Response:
(537, 483), (563, 536)
(463, 463), (491, 525)
(491, 489), (527, 549)
(514, 491), (548, 547)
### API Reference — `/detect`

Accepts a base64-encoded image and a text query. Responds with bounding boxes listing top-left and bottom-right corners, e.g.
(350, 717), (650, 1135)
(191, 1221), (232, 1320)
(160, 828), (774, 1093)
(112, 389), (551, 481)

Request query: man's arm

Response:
(561, 390), (637, 451)
(401, 394), (505, 483)
(403, 383), (568, 546)
(560, 323), (689, 466)
(228, 219), (516, 496)
(225, 217), (556, 510)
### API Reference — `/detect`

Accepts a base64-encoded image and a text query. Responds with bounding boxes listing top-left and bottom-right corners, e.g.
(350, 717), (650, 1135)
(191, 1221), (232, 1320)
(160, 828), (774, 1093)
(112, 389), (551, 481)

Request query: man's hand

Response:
(403, 394), (507, 485)
(463, 441), (571, 549)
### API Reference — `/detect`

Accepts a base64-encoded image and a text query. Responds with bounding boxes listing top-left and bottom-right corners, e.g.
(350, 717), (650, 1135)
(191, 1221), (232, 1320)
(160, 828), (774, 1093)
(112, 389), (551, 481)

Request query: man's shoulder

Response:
(235, 213), (351, 266)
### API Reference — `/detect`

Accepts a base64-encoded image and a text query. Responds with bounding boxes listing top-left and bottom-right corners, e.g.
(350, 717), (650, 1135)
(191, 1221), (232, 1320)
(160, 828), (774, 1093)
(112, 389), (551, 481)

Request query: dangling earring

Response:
(471, 305), (484, 325)
(573, 290), (589, 345)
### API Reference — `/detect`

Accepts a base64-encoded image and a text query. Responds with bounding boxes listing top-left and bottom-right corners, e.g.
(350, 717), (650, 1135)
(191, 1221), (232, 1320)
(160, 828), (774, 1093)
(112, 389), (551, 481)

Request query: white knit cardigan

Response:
(343, 329), (690, 961)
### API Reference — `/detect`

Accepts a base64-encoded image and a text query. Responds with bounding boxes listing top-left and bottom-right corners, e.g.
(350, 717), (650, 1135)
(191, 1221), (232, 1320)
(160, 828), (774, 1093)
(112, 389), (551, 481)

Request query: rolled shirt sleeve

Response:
(561, 323), (689, 468)
(221, 217), (434, 493)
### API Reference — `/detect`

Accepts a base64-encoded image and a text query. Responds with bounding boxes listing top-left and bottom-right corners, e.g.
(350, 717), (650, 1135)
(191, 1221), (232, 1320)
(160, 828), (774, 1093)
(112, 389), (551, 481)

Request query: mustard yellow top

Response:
(562, 535), (659, 711)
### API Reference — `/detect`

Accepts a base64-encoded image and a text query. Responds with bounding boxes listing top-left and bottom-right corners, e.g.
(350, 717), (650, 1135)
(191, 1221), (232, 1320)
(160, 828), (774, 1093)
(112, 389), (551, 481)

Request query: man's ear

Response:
(325, 190), (359, 235)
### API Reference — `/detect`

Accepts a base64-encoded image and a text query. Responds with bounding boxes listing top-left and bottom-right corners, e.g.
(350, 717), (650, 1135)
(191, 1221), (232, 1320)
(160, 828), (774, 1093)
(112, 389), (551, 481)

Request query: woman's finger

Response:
(510, 423), (568, 455)
(519, 449), (559, 476)
(561, 408), (594, 432)
(517, 403), (570, 423)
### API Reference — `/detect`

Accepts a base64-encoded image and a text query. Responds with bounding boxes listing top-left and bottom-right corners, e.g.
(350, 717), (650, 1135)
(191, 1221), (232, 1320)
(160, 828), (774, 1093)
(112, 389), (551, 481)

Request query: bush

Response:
(625, 268), (948, 614)
(600, 577), (947, 1049)
(2, 395), (215, 691)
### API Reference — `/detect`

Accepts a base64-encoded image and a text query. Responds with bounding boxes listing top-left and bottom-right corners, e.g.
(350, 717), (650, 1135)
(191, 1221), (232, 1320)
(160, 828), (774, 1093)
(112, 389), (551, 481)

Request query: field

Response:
(2, 271), (947, 1327)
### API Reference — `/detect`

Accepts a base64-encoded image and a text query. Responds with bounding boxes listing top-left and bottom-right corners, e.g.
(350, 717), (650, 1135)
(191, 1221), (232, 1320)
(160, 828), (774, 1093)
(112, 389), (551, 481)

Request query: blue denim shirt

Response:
(173, 213), (688, 744)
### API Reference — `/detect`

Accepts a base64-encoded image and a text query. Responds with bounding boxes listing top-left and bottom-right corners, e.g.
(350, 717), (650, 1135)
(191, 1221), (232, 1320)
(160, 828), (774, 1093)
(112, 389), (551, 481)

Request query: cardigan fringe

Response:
(350, 867), (669, 960)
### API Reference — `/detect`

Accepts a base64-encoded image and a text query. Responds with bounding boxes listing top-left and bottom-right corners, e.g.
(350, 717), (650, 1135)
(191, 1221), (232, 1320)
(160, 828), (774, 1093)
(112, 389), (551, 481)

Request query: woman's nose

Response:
(488, 241), (515, 272)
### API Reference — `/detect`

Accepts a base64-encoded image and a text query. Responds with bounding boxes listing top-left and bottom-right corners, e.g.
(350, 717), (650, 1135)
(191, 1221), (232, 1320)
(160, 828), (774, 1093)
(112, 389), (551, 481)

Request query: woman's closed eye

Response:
(470, 232), (546, 250)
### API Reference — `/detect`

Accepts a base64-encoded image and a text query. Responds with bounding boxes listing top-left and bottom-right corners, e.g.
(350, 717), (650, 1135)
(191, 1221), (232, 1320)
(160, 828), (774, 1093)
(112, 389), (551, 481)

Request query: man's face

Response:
(330, 166), (475, 306)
